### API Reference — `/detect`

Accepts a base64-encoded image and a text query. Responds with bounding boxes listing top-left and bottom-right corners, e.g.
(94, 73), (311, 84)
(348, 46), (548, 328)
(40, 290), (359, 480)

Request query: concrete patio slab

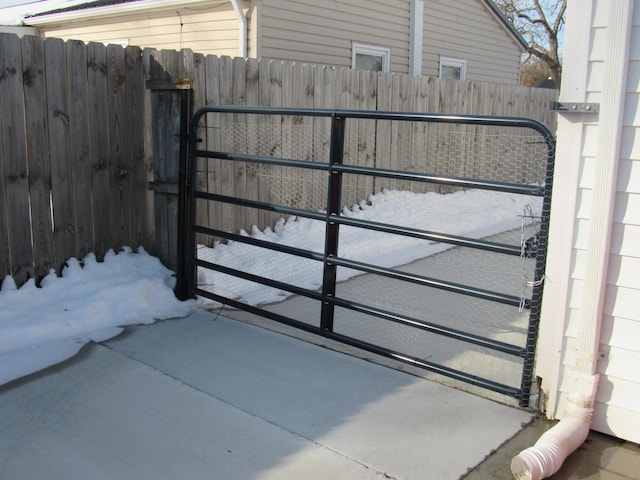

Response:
(0, 310), (534, 480)
(0, 342), (383, 480)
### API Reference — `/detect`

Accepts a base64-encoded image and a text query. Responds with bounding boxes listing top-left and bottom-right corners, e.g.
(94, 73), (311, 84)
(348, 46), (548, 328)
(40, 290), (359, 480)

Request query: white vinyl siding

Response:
(38, 3), (241, 56)
(539, 0), (640, 444)
(256, 0), (410, 73)
(581, 1), (640, 443)
(422, 0), (522, 84)
(596, 40), (640, 435)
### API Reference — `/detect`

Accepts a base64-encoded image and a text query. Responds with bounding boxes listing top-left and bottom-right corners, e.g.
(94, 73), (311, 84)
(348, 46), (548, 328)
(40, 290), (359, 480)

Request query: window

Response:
(352, 43), (390, 72)
(439, 57), (467, 80)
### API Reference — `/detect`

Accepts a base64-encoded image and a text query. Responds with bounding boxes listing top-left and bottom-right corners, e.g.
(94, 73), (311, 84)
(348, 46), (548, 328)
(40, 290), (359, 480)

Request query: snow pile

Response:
(0, 247), (192, 386)
(198, 189), (542, 306)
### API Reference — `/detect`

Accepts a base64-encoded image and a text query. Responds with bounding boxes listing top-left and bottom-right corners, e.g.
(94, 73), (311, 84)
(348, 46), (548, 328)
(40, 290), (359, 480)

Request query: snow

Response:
(0, 188), (541, 387)
(0, 247), (193, 386)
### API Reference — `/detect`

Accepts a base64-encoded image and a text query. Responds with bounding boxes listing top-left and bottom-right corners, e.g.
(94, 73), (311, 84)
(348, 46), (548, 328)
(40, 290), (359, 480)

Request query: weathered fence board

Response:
(87, 41), (111, 260)
(68, 40), (93, 261)
(107, 44), (127, 251)
(45, 37), (75, 272)
(0, 34), (32, 285)
(204, 54), (222, 243)
(125, 46), (147, 249)
(21, 35), (54, 281)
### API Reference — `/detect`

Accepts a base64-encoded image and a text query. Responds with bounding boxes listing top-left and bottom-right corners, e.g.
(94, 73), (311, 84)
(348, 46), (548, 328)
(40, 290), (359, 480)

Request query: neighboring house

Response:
(8, 0), (526, 84)
(0, 25), (36, 36)
(536, 0), (640, 444)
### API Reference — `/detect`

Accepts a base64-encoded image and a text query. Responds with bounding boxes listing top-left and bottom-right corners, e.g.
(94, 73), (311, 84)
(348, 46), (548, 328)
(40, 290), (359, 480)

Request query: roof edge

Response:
(25, 0), (221, 26)
(480, 0), (529, 53)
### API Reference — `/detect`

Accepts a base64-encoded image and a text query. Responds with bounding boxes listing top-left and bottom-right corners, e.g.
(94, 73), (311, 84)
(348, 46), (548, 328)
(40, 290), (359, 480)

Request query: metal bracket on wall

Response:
(551, 102), (600, 114)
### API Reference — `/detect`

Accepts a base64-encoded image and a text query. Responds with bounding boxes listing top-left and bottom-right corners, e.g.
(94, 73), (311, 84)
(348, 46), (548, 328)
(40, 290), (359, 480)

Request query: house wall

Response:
(537, 0), (640, 443)
(421, 0), (522, 84)
(253, 0), (411, 72)
(30, 0), (521, 82)
(36, 3), (241, 56)
(0, 26), (37, 37)
(596, 0), (640, 441)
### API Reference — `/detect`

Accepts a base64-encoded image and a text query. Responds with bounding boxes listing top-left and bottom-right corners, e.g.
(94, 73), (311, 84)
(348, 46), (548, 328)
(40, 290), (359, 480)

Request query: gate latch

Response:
(551, 102), (599, 114)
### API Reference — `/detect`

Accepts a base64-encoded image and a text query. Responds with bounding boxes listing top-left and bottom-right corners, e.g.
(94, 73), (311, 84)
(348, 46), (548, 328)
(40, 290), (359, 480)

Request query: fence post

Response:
(174, 89), (193, 300)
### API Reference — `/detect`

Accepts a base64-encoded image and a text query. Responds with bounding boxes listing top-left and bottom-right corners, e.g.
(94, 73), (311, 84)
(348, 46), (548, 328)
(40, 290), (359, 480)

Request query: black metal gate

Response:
(177, 106), (555, 407)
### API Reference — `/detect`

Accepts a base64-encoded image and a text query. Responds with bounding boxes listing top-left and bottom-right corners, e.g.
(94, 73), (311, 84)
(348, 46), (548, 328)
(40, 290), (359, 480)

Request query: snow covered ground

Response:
(0, 247), (193, 386)
(0, 188), (541, 387)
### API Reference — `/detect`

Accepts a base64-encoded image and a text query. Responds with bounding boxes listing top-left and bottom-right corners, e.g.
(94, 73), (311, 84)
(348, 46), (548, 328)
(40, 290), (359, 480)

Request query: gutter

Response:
(482, 0), (528, 53)
(510, 1), (634, 478)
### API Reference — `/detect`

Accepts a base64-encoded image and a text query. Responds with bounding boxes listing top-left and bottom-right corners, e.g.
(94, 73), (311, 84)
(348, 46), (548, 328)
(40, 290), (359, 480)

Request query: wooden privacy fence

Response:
(146, 50), (558, 245)
(0, 34), (148, 286)
(1, 34), (558, 286)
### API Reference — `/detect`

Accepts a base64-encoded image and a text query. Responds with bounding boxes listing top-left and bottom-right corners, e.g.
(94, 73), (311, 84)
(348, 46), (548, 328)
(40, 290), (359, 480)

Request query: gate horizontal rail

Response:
(179, 106), (555, 407)
(193, 149), (545, 196)
(198, 192), (525, 256)
(329, 296), (525, 356)
(329, 257), (528, 308)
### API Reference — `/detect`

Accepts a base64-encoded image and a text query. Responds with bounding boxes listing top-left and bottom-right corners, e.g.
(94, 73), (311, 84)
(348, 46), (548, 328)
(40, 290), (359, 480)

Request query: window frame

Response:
(439, 56), (467, 80)
(352, 43), (391, 72)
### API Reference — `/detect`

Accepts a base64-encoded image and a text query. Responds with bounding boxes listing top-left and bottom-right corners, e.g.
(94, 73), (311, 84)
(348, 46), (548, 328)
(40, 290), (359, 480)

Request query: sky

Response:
(0, 188), (541, 387)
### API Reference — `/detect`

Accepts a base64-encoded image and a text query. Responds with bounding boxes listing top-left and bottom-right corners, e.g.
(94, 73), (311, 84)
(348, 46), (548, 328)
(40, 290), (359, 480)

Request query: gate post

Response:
(146, 76), (192, 284)
(320, 113), (346, 332)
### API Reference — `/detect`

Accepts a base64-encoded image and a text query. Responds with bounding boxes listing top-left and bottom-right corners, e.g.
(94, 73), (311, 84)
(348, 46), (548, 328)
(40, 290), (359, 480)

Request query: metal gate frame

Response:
(177, 106), (556, 407)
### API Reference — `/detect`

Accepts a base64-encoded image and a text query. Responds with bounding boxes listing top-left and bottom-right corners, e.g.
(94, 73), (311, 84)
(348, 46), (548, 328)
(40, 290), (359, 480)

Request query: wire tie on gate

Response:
(519, 275), (545, 312)
(527, 275), (545, 288)
(519, 292), (526, 313)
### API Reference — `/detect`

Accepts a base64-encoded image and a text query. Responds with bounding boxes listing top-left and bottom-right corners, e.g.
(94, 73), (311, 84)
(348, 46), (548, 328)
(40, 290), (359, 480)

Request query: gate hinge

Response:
(551, 102), (599, 114)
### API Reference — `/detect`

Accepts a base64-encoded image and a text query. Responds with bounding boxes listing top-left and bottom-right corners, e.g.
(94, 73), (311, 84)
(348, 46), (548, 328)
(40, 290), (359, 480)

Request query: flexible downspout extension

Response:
(510, 1), (633, 479)
(511, 377), (598, 480)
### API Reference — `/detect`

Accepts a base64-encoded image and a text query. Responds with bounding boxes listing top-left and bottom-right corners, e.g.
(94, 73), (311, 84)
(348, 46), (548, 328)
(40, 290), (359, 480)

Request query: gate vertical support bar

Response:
(321, 113), (346, 332)
(175, 88), (194, 300)
(519, 132), (556, 407)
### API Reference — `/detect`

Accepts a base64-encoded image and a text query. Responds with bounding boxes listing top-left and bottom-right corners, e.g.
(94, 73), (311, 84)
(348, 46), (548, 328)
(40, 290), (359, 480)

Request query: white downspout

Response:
(510, 1), (634, 479)
(409, 0), (423, 75)
(230, 0), (247, 58)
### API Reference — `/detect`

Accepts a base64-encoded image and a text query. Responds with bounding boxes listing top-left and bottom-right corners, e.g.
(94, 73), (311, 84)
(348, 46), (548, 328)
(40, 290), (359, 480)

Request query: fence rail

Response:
(1, 34), (558, 286)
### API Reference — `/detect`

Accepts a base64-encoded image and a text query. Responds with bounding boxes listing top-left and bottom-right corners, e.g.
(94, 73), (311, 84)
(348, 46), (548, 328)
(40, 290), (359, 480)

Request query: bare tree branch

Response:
(494, 0), (566, 87)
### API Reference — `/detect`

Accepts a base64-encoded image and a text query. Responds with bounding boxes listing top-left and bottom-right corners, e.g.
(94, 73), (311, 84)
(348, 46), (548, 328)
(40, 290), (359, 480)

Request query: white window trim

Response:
(352, 43), (391, 72)
(439, 56), (467, 80)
